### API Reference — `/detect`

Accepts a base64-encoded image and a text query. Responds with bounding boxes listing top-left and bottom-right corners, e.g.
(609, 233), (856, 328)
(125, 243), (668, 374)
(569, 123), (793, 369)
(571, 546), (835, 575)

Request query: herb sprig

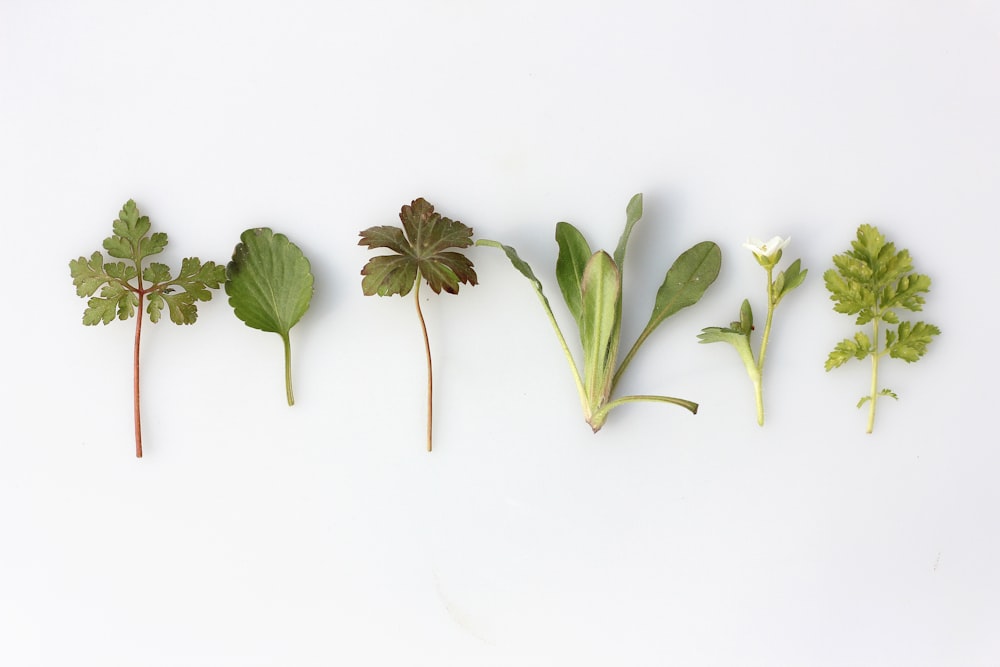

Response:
(70, 200), (225, 457)
(824, 224), (939, 433)
(699, 236), (807, 425)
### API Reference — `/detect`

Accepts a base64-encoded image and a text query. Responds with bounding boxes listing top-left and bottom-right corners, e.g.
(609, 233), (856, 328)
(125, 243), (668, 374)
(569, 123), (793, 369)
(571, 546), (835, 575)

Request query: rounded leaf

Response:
(226, 228), (314, 335)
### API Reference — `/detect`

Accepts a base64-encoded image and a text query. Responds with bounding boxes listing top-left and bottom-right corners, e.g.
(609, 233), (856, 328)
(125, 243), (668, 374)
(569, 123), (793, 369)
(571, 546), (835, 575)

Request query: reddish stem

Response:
(134, 288), (144, 458)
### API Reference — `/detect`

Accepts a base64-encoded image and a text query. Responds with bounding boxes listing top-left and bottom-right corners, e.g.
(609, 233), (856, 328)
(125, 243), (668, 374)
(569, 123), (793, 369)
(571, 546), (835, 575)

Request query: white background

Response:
(2, 1), (998, 665)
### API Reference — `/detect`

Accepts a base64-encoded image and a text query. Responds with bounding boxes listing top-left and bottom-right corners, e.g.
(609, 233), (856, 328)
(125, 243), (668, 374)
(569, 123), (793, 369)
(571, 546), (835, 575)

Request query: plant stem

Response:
(589, 394), (699, 431)
(754, 266), (775, 427)
(283, 333), (294, 406)
(133, 285), (144, 458)
(414, 279), (433, 452)
(867, 317), (879, 434)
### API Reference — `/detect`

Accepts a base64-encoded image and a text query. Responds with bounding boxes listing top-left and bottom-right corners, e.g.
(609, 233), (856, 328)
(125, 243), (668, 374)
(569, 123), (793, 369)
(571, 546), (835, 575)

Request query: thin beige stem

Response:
(414, 279), (433, 452)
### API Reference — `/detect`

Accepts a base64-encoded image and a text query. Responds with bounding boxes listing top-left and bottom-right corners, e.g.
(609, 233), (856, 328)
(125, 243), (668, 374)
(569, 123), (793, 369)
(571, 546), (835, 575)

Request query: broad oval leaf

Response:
(226, 228), (314, 335)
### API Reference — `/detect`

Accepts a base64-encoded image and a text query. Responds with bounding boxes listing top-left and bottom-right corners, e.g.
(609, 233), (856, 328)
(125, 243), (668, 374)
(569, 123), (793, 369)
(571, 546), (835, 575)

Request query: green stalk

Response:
(590, 394), (699, 431)
(282, 333), (294, 406)
(754, 266), (776, 427)
(867, 317), (879, 434)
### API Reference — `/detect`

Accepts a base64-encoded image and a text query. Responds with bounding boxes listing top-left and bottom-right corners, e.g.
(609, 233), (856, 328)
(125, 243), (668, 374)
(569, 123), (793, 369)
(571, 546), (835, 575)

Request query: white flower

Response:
(742, 236), (790, 259)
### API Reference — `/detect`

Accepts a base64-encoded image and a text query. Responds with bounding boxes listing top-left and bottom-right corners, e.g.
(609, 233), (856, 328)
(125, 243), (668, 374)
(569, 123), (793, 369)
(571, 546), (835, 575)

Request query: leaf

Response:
(612, 193), (643, 274)
(482, 193), (715, 433)
(825, 223), (939, 432)
(360, 199), (477, 451)
(579, 251), (621, 410)
(70, 199), (224, 457)
(359, 198), (477, 297)
(226, 228), (314, 406)
(775, 259), (807, 302)
(888, 321), (940, 362)
(640, 241), (722, 338)
(554, 221), (592, 328)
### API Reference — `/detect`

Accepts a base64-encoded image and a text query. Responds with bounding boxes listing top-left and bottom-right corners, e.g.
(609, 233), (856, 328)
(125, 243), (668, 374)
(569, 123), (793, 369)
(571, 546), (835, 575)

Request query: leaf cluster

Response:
(479, 193), (721, 431)
(824, 224), (939, 371)
(70, 200), (225, 325)
(359, 198), (477, 296)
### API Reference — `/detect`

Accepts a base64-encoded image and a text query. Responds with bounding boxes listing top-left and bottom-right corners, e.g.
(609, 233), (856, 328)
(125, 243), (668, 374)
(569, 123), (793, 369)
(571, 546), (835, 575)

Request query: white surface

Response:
(2, 1), (998, 664)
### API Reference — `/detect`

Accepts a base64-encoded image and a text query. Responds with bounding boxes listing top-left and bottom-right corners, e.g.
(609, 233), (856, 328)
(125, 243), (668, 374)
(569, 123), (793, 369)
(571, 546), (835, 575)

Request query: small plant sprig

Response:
(699, 236), (807, 425)
(359, 198), (478, 452)
(226, 228), (314, 406)
(478, 193), (720, 432)
(70, 199), (225, 457)
(824, 224), (940, 433)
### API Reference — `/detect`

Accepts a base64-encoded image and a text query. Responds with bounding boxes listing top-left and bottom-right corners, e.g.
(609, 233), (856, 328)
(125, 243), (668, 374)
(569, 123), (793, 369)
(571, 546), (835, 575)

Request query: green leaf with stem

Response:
(699, 237), (807, 426)
(824, 224), (940, 433)
(359, 198), (477, 452)
(225, 228), (314, 406)
(69, 199), (225, 458)
(478, 193), (718, 432)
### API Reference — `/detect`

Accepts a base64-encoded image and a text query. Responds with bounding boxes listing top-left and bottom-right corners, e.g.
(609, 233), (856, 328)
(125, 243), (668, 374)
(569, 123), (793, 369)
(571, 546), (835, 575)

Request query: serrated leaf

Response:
(70, 199), (224, 457)
(226, 228), (314, 406)
(147, 292), (164, 323)
(143, 262), (173, 284)
(226, 228), (314, 336)
(888, 321), (940, 362)
(359, 198), (477, 297)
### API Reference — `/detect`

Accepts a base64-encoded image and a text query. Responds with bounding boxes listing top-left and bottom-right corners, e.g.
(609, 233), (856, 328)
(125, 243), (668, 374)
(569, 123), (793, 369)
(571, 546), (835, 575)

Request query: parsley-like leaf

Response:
(824, 224), (939, 433)
(69, 199), (225, 457)
(359, 198), (477, 451)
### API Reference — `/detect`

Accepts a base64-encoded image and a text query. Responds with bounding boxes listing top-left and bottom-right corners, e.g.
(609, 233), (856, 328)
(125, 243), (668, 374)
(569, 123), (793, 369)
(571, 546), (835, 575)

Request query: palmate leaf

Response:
(359, 198), (477, 452)
(359, 198), (477, 296)
(226, 228), (314, 406)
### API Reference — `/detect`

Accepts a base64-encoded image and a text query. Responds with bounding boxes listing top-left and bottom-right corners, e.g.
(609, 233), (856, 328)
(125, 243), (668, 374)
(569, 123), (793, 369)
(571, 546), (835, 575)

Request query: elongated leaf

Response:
(641, 241), (722, 337)
(554, 222), (592, 327)
(612, 193), (643, 274)
(579, 251), (620, 408)
(226, 228), (314, 405)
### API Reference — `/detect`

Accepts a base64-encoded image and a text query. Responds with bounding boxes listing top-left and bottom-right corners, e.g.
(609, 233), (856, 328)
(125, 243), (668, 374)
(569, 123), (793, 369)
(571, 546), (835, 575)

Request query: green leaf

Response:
(476, 238), (587, 407)
(359, 198), (477, 297)
(640, 241), (722, 339)
(888, 321), (940, 362)
(226, 228), (314, 406)
(70, 199), (225, 457)
(360, 199), (477, 451)
(554, 221), (592, 328)
(612, 193), (643, 274)
(775, 259), (807, 302)
(579, 251), (621, 410)
(825, 223), (939, 432)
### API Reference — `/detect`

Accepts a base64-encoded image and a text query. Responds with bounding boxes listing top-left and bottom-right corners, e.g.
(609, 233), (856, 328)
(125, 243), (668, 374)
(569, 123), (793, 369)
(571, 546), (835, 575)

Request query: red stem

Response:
(134, 288), (144, 458)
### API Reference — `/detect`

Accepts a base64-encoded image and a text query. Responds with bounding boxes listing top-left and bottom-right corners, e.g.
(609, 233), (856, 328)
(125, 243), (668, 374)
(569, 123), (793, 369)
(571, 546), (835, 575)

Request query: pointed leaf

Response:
(555, 221), (592, 326)
(612, 193), (643, 273)
(640, 241), (721, 337)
